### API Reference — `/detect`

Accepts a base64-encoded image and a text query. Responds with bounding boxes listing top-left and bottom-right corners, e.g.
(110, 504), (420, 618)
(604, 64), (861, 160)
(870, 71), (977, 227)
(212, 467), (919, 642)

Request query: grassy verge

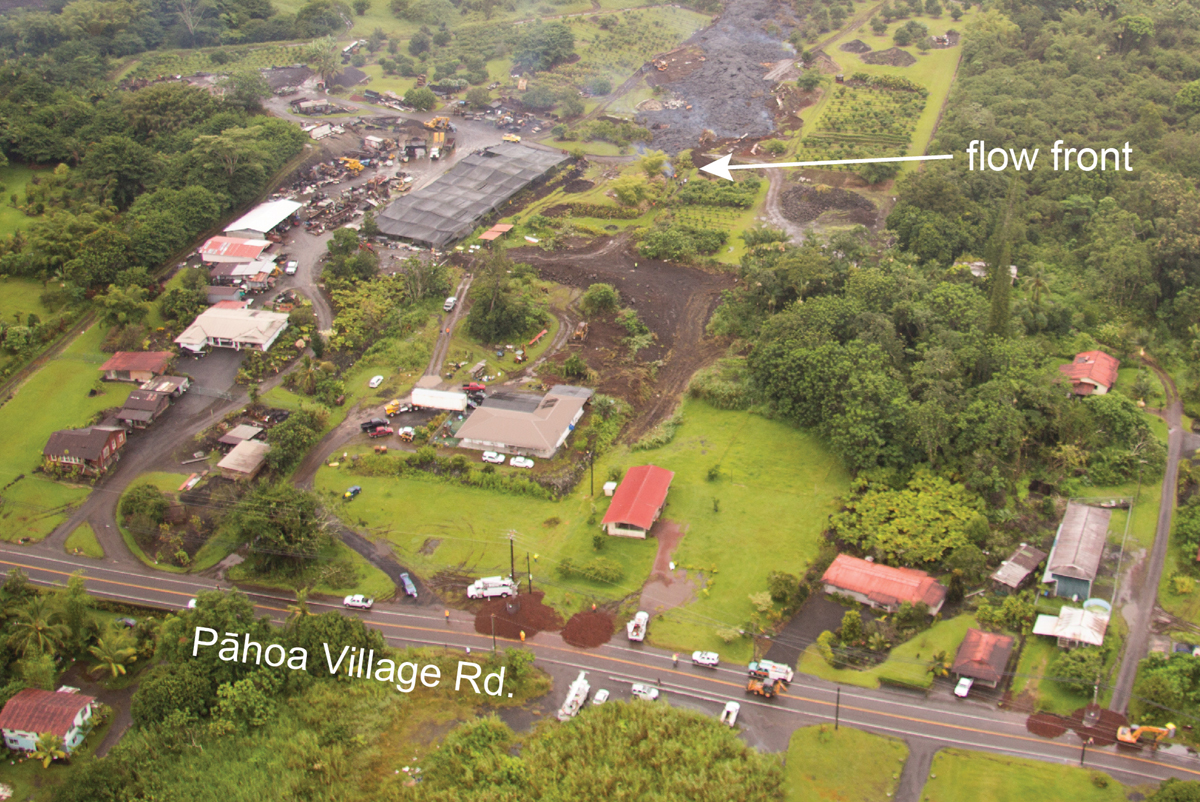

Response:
(0, 165), (39, 237)
(798, 614), (977, 690)
(0, 323), (135, 542)
(227, 538), (396, 599)
(785, 725), (908, 802)
(1011, 636), (1090, 715)
(64, 523), (104, 559)
(922, 748), (1129, 802)
(116, 472), (201, 574)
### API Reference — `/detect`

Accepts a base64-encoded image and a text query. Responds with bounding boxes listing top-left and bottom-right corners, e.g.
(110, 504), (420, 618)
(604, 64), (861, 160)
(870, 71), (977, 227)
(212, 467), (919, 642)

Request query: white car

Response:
(592, 689), (609, 706)
(285, 261), (299, 275)
(692, 651), (720, 668)
(954, 677), (974, 698)
(510, 457), (535, 469)
(443, 296), (457, 312)
(482, 451), (506, 464)
(186, 598), (197, 610)
(343, 595), (374, 610)
(368, 375), (384, 388)
(631, 683), (659, 701)
(719, 701), (740, 727)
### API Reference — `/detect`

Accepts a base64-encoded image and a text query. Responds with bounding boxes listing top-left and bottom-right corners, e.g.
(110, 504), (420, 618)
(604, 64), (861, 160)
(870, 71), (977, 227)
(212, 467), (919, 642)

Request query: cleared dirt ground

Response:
(509, 236), (735, 440)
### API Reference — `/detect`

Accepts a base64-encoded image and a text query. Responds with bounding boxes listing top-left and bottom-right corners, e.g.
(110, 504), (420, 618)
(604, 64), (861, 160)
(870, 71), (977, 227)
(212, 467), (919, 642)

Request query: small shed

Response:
(603, 481), (618, 497)
(990, 543), (1048, 595)
(218, 424), (265, 448)
(217, 440), (271, 481)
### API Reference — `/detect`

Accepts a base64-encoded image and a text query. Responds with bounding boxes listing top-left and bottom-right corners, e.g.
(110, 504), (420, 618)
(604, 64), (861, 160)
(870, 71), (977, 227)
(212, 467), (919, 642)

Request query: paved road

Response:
(1111, 362), (1185, 713)
(6, 547), (1200, 787)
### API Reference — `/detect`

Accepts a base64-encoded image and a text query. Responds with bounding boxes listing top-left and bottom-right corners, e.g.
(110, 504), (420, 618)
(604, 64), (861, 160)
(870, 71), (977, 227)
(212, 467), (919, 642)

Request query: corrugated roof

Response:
(1047, 502), (1110, 582)
(218, 424), (263, 445)
(991, 543), (1048, 589)
(217, 440), (271, 474)
(1032, 607), (1108, 646)
(198, 237), (271, 262)
(1058, 351), (1120, 392)
(602, 465), (675, 531)
(223, 199), (302, 235)
(376, 144), (568, 247)
(120, 390), (169, 412)
(0, 689), (94, 738)
(99, 351), (173, 374)
(952, 628), (1014, 684)
(821, 554), (947, 609)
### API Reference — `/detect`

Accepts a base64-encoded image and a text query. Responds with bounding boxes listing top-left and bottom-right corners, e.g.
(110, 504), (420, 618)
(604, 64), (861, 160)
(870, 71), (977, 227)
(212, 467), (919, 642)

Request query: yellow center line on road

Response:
(7, 557), (1199, 778)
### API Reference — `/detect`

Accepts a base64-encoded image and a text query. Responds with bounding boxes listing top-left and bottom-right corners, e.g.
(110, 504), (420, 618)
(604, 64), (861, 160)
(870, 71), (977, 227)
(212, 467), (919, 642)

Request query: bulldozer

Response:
(571, 321), (588, 343)
(338, 157), (364, 175)
(1117, 722), (1175, 748)
(424, 116), (451, 131)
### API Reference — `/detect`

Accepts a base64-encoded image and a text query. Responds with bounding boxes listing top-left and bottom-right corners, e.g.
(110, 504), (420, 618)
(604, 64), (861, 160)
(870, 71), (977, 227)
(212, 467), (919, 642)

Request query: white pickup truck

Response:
(466, 576), (518, 599)
(626, 611), (649, 642)
(557, 671), (590, 721)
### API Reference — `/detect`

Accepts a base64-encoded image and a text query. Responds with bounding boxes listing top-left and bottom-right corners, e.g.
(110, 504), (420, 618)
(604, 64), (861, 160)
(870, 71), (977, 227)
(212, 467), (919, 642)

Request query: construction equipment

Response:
(425, 116), (451, 131)
(415, 74), (427, 87)
(626, 611), (649, 642)
(431, 130), (444, 160)
(338, 157), (364, 175)
(557, 671), (590, 721)
(502, 133), (521, 143)
(654, 59), (668, 71)
(513, 350), (527, 364)
(396, 427), (415, 443)
(1117, 723), (1175, 747)
(746, 678), (778, 698)
(571, 321), (588, 343)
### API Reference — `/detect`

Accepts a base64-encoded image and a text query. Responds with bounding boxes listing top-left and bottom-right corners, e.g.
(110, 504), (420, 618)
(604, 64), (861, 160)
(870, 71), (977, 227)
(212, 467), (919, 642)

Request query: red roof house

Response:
(0, 688), (96, 754)
(951, 628), (1015, 687)
(1058, 351), (1120, 396)
(99, 351), (174, 383)
(198, 236), (271, 264)
(821, 554), (947, 615)
(602, 465), (675, 538)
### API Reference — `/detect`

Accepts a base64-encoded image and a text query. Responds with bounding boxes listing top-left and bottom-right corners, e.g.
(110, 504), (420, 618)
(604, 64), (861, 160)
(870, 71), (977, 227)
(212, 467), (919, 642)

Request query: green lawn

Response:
(799, 614), (977, 690)
(0, 165), (39, 237)
(785, 725), (908, 802)
(227, 537), (395, 599)
(116, 472), (195, 573)
(64, 523), (104, 559)
(1011, 636), (1091, 715)
(0, 276), (52, 328)
(316, 400), (847, 660)
(922, 748), (1129, 802)
(0, 323), (134, 542)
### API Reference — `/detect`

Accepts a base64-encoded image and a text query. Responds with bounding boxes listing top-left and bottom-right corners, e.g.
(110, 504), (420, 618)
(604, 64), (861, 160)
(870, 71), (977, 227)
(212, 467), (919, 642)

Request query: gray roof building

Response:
(991, 543), (1048, 592)
(376, 144), (569, 247)
(1043, 502), (1111, 599)
(456, 385), (592, 459)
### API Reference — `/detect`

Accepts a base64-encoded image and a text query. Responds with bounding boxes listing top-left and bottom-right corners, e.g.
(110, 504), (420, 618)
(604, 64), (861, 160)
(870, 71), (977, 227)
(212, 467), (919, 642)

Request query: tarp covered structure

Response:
(376, 144), (568, 247)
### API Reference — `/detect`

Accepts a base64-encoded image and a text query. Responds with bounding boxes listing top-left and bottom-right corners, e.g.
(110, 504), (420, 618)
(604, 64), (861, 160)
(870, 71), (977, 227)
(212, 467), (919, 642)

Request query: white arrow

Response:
(699, 152), (954, 180)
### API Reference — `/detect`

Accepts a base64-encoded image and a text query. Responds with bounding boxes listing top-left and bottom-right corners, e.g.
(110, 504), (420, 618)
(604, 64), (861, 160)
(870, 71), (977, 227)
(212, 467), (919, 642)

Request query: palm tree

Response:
(88, 629), (138, 679)
(287, 588), (311, 629)
(7, 597), (69, 658)
(928, 650), (953, 678)
(31, 732), (66, 768)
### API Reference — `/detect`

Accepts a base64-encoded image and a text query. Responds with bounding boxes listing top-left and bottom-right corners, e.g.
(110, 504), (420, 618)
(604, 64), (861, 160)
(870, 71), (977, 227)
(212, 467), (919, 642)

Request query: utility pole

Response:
(491, 614), (497, 653)
(527, 552), (533, 594)
(588, 450), (594, 496)
(508, 531), (515, 583)
(835, 687), (841, 730)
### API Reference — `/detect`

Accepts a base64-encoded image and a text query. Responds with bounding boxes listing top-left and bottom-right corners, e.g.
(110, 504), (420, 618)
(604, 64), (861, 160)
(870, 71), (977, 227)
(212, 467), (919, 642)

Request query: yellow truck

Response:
(502, 133), (521, 143)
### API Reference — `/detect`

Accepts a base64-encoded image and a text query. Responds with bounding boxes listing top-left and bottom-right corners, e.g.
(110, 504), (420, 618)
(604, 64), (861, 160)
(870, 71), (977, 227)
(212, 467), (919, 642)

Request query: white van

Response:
(443, 296), (457, 312)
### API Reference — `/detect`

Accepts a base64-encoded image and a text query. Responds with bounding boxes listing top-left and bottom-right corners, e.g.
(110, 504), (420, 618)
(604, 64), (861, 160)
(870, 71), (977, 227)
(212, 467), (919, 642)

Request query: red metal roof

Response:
(478, 231), (503, 241)
(821, 554), (946, 609)
(99, 351), (174, 374)
(1058, 351), (1119, 392)
(0, 689), (94, 738)
(952, 628), (1014, 684)
(602, 465), (675, 531)
(198, 236), (271, 261)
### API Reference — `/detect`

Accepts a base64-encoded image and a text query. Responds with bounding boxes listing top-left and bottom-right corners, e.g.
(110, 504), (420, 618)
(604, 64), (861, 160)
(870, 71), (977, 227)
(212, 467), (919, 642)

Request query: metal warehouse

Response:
(376, 143), (569, 248)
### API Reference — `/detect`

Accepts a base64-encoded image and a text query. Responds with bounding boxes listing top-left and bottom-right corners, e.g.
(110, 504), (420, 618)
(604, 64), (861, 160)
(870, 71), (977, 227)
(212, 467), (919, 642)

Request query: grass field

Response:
(1011, 636), (1090, 714)
(922, 749), (1129, 802)
(317, 400), (846, 660)
(0, 165), (39, 237)
(64, 523), (104, 559)
(785, 725), (908, 802)
(227, 537), (396, 599)
(798, 614), (977, 690)
(0, 277), (51, 328)
(0, 324), (134, 542)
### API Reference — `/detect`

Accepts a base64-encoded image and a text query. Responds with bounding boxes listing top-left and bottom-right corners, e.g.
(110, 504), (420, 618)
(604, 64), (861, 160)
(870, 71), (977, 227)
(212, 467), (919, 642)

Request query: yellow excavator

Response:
(338, 157), (364, 175)
(424, 116), (451, 130)
(1117, 722), (1175, 747)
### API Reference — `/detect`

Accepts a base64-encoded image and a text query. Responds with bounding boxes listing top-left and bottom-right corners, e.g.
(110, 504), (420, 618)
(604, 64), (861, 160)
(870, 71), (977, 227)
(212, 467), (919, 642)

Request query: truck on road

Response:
(467, 576), (518, 599)
(626, 611), (649, 642)
(746, 678), (779, 698)
(411, 387), (469, 412)
(557, 671), (590, 721)
(748, 659), (794, 685)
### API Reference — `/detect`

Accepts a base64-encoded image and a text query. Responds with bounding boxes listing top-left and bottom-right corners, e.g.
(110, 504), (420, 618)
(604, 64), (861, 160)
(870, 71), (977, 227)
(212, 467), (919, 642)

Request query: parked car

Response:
(344, 485), (362, 500)
(285, 261), (299, 275)
(719, 701), (740, 727)
(510, 457), (535, 469)
(368, 375), (385, 388)
(954, 677), (974, 698)
(631, 684), (659, 701)
(462, 382), (486, 392)
(117, 617), (138, 628)
(592, 689), (609, 706)
(343, 595), (374, 610)
(360, 418), (388, 432)
(691, 651), (720, 668)
(443, 296), (457, 312)
(482, 452), (506, 464)
(368, 426), (393, 439)
(186, 598), (197, 610)
(400, 573), (418, 598)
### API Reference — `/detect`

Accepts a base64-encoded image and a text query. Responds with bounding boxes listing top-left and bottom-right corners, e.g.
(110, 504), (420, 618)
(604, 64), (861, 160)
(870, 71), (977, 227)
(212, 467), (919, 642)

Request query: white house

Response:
(175, 308), (289, 353)
(0, 688), (96, 754)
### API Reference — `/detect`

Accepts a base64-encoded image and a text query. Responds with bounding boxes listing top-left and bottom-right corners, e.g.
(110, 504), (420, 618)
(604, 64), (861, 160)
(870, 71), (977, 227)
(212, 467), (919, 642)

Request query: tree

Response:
(89, 628), (138, 679)
(925, 0), (941, 16)
(353, 0), (370, 13)
(581, 283), (619, 316)
(408, 30), (430, 55)
(404, 86), (438, 111)
(928, 650), (952, 678)
(31, 732), (67, 768)
(8, 596), (70, 658)
(223, 483), (329, 570)
(82, 136), (156, 210)
(94, 283), (151, 328)
(1052, 648), (1103, 695)
(286, 588), (310, 628)
(307, 35), (341, 86)
(1177, 81), (1200, 116)
(840, 609), (863, 643)
(58, 571), (96, 655)
(218, 70), (272, 111)
(950, 4), (962, 20)
(767, 571), (799, 603)
(639, 151), (667, 179)
(870, 15), (888, 34)
(1150, 780), (1200, 802)
(513, 21), (575, 72)
(465, 86), (492, 109)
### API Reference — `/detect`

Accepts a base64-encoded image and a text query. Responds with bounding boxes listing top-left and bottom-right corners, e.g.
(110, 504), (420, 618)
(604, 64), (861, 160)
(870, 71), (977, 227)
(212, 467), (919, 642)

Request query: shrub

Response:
(581, 283), (620, 315)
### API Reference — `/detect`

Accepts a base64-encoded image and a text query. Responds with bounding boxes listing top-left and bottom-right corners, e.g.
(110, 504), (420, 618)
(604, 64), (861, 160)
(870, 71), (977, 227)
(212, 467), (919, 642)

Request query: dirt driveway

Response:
(509, 236), (735, 439)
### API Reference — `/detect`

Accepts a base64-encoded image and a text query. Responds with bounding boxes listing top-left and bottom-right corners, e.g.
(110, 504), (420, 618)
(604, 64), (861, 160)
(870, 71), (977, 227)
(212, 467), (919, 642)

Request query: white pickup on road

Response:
(557, 671), (590, 721)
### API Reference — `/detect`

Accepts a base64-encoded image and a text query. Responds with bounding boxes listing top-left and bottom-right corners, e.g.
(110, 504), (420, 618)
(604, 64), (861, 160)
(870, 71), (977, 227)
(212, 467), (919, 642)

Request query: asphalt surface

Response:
(8, 547), (1200, 787)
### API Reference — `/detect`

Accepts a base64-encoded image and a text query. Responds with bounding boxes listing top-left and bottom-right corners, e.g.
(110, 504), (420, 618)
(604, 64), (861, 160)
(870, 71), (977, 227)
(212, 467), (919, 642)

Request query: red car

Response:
(367, 426), (393, 438)
(462, 382), (486, 392)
